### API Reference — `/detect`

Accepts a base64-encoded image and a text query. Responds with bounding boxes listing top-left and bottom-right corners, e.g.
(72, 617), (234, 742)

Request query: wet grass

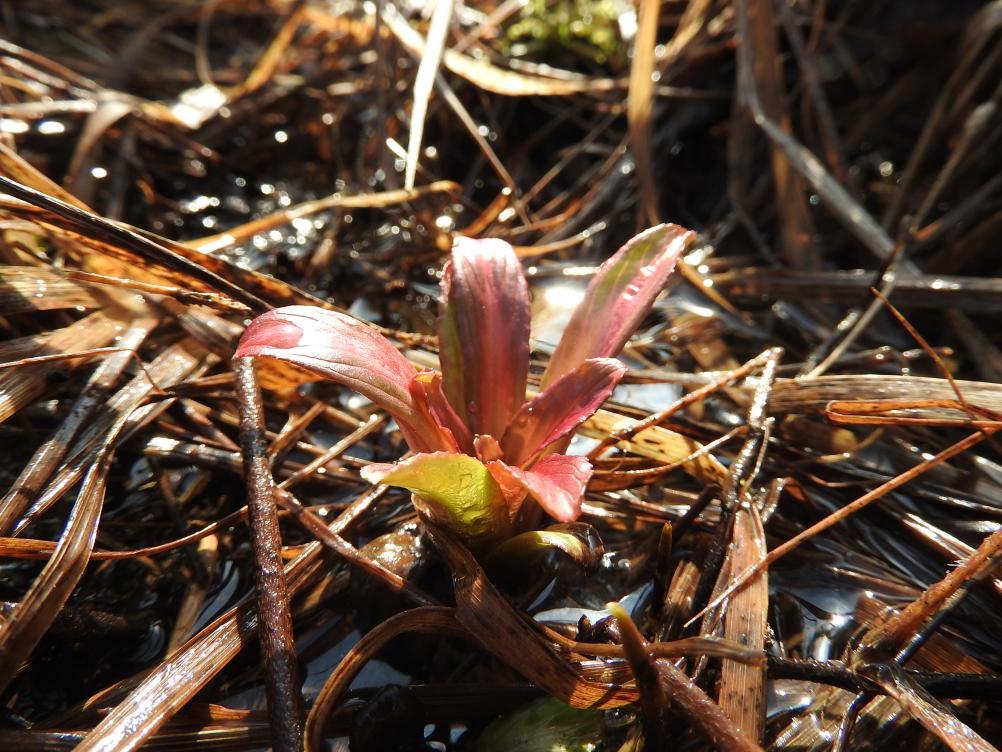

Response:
(0, 1), (1001, 750)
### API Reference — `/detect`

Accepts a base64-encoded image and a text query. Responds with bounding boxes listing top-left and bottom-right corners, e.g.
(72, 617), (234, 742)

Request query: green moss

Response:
(503, 0), (628, 70)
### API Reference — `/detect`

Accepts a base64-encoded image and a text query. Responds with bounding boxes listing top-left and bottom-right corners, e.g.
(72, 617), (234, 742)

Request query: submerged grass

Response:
(0, 1), (1001, 750)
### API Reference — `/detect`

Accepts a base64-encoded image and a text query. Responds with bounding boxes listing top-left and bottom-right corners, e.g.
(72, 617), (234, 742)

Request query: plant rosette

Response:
(236, 224), (693, 557)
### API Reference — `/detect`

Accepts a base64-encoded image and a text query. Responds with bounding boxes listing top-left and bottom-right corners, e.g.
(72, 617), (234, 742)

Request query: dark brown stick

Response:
(233, 357), (304, 752)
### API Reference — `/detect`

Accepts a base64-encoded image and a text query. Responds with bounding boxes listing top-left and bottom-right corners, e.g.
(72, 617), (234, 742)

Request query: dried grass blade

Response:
(0, 267), (100, 313)
(826, 399), (1002, 428)
(0, 175), (270, 311)
(772, 595), (991, 751)
(881, 3), (1002, 230)
(628, 0), (662, 224)
(767, 375), (1002, 416)
(64, 99), (133, 203)
(714, 267), (1002, 312)
(429, 526), (638, 708)
(718, 503), (767, 742)
(382, 4), (620, 96)
(0, 433), (117, 695)
(691, 426), (998, 625)
(304, 607), (464, 751)
(433, 77), (525, 216)
(0, 331), (52, 362)
(609, 604), (764, 752)
(581, 407), (727, 483)
(0, 141), (91, 210)
(62, 269), (249, 313)
(628, 0), (711, 224)
(0, 312), (158, 533)
(141, 438), (356, 486)
(737, 0), (814, 268)
(856, 523), (1002, 664)
(76, 489), (387, 752)
(29, 220), (314, 312)
(166, 534), (219, 654)
(233, 5), (305, 97)
(11, 342), (208, 533)
(188, 181), (459, 253)
(857, 664), (998, 752)
(733, 5), (894, 263)
(0, 310), (122, 424)
(76, 600), (266, 752)
(404, 0), (453, 189)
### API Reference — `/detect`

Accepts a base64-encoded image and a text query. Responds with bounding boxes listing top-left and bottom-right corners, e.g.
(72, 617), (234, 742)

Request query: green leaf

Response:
(362, 453), (511, 550)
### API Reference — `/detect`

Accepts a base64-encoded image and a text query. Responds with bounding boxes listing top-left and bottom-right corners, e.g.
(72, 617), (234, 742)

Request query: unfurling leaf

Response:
(235, 306), (451, 452)
(501, 357), (626, 466)
(484, 522), (604, 573)
(542, 224), (694, 387)
(439, 237), (530, 437)
(361, 452), (511, 550)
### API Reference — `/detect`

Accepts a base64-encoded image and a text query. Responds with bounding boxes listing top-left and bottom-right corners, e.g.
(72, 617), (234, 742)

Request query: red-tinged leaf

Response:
(409, 370), (470, 453)
(361, 453), (511, 549)
(541, 224), (694, 388)
(481, 457), (530, 520)
(488, 455), (592, 523)
(439, 237), (530, 437)
(501, 358), (626, 466)
(236, 306), (449, 451)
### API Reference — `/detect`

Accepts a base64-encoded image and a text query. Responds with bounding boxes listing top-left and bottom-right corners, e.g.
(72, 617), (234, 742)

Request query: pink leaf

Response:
(488, 455), (592, 523)
(439, 237), (530, 437)
(501, 358), (626, 466)
(236, 306), (449, 451)
(542, 224), (694, 388)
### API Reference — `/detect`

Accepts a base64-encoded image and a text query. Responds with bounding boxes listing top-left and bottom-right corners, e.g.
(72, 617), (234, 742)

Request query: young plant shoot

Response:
(236, 224), (694, 553)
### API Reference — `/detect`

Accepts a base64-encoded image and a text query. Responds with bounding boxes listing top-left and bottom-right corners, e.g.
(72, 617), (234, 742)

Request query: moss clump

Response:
(503, 0), (628, 70)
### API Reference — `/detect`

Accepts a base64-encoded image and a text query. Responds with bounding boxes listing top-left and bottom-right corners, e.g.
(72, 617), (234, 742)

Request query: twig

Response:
(233, 357), (304, 752)
(588, 348), (777, 458)
(854, 522), (1002, 664)
(274, 488), (438, 608)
